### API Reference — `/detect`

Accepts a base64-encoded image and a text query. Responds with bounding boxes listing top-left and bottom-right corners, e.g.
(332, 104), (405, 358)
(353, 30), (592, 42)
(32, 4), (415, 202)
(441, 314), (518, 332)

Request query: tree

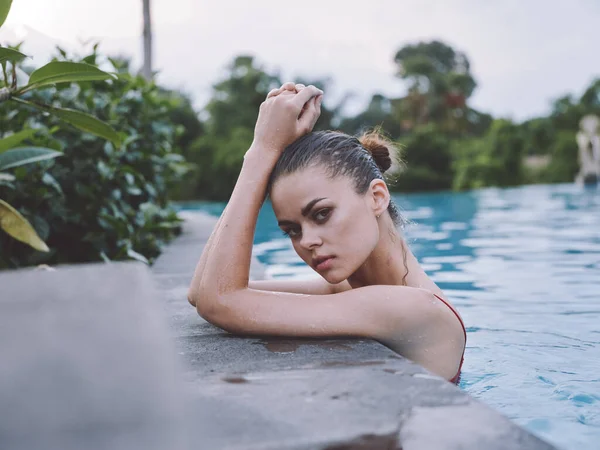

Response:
(550, 94), (583, 132)
(205, 56), (279, 136)
(521, 117), (556, 155)
(580, 78), (600, 114)
(452, 119), (526, 190)
(391, 124), (453, 192)
(338, 94), (403, 137)
(141, 0), (152, 79)
(540, 131), (579, 183)
(392, 40), (478, 134)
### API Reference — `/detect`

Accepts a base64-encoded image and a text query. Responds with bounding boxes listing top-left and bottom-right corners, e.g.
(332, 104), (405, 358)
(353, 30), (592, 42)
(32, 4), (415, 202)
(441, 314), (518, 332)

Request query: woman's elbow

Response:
(187, 290), (196, 307)
(188, 288), (231, 326)
(187, 286), (213, 316)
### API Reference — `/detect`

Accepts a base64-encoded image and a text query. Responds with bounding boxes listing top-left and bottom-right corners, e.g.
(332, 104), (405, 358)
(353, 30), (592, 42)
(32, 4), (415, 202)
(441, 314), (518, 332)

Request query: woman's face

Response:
(270, 167), (381, 284)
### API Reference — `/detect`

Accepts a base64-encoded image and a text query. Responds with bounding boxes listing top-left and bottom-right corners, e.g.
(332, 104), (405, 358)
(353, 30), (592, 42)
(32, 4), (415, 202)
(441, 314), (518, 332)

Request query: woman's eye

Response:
(282, 228), (300, 238)
(314, 208), (331, 222)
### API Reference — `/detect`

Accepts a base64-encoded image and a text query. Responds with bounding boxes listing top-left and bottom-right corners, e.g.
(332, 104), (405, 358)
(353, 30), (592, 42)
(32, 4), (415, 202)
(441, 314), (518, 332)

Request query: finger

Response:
(281, 81), (296, 91)
(298, 95), (321, 132)
(267, 88), (282, 99)
(293, 85), (323, 110)
(279, 88), (297, 96)
(298, 95), (313, 120)
(298, 97), (318, 130)
(295, 83), (306, 92)
(268, 82), (298, 99)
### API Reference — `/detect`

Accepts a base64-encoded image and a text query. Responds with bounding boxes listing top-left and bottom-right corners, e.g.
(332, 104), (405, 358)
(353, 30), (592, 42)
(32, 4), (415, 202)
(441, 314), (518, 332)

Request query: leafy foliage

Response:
(529, 131), (579, 184)
(0, 0), (12, 29)
(0, 50), (201, 268)
(183, 46), (596, 198)
(392, 125), (453, 192)
(393, 40), (478, 130)
(452, 120), (526, 190)
(0, 0), (124, 254)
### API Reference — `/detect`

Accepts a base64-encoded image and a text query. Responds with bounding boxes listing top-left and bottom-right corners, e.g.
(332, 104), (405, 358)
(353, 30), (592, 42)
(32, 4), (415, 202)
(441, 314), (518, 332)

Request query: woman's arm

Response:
(188, 85), (324, 316)
(187, 83), (323, 307)
(196, 283), (464, 381)
(249, 278), (352, 295)
(190, 262), (350, 306)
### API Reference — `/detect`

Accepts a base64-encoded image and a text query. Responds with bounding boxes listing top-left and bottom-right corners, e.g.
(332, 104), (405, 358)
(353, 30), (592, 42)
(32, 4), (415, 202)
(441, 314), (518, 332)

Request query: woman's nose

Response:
(299, 228), (322, 249)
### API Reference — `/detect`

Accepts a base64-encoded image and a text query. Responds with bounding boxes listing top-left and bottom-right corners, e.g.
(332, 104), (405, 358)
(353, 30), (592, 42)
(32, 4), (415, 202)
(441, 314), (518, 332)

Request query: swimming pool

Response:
(180, 183), (600, 450)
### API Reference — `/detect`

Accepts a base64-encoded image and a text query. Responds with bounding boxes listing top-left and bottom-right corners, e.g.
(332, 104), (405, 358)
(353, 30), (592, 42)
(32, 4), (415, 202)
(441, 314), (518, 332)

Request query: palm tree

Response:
(142, 0), (152, 79)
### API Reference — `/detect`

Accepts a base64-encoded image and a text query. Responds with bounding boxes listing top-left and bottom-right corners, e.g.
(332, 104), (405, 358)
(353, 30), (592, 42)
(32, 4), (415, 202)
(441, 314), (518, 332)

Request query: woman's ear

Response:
(368, 178), (390, 217)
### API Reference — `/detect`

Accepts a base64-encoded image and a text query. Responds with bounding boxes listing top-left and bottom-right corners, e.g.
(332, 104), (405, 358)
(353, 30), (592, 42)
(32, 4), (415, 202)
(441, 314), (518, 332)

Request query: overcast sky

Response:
(2, 0), (599, 121)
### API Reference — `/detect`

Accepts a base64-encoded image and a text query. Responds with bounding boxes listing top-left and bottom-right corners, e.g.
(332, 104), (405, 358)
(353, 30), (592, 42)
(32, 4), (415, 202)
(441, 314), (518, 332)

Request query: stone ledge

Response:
(0, 262), (187, 450)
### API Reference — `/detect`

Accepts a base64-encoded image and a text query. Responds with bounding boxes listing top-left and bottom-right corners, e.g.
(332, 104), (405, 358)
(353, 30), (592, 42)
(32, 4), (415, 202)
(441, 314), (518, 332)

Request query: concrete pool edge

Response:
(152, 210), (558, 449)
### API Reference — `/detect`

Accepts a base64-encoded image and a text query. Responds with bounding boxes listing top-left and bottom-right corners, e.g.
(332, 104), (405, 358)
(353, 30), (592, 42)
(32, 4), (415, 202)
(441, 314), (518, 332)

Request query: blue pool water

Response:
(180, 183), (600, 449)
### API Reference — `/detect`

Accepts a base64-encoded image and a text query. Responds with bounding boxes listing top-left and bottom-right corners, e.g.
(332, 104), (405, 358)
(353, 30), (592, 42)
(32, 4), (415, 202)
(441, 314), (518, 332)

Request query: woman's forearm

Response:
(187, 206), (228, 305)
(189, 83), (323, 315)
(189, 148), (279, 308)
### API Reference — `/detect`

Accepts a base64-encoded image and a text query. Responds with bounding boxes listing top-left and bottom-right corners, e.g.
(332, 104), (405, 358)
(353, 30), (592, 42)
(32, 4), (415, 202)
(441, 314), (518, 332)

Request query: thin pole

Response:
(142, 0), (153, 79)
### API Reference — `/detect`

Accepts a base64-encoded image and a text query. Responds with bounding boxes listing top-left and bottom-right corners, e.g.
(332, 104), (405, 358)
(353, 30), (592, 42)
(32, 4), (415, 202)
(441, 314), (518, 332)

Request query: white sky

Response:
(2, 0), (600, 121)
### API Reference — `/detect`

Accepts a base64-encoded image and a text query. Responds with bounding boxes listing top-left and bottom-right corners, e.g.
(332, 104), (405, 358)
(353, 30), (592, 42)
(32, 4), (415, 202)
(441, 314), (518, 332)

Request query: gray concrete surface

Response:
(0, 263), (187, 450)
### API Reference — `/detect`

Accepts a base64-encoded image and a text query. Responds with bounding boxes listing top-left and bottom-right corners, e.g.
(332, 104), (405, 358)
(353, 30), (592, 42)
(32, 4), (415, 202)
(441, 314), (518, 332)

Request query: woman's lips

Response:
(315, 257), (334, 271)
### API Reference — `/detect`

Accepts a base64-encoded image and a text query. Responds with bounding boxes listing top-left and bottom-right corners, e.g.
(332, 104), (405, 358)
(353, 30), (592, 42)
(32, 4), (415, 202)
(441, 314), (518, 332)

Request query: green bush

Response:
(0, 50), (201, 268)
(452, 119), (525, 190)
(392, 124), (453, 192)
(534, 130), (579, 183)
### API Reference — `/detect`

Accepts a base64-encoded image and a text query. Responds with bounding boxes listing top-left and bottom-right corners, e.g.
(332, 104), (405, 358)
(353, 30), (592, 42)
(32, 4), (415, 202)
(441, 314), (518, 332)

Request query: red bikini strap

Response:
(433, 293), (467, 340)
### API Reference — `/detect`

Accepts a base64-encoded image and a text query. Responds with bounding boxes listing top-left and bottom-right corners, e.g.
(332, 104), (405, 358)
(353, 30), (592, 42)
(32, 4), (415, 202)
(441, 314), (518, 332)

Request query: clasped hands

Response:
(250, 82), (324, 157)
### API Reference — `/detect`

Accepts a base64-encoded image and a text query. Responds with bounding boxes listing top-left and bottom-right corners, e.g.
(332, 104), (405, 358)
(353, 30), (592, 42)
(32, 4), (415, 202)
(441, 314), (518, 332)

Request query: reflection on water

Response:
(181, 183), (600, 450)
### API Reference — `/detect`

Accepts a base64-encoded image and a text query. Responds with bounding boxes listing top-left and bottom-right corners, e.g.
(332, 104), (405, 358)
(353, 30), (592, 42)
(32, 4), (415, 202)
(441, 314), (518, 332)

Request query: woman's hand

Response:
(250, 83), (323, 156)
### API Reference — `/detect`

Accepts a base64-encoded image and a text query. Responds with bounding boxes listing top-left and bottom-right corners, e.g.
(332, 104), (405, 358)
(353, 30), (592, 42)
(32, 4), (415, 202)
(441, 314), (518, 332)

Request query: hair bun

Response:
(358, 130), (396, 173)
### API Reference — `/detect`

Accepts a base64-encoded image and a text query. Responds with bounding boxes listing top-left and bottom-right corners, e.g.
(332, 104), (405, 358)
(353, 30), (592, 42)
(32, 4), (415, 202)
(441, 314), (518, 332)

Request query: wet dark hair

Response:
(268, 129), (404, 227)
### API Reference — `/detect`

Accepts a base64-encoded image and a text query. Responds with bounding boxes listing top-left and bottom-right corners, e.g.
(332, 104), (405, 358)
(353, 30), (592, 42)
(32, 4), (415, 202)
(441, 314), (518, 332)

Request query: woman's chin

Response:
(319, 270), (347, 286)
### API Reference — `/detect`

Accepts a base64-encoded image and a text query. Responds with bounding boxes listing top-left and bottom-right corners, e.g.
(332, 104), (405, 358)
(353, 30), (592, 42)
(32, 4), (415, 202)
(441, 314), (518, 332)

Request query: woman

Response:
(188, 82), (466, 383)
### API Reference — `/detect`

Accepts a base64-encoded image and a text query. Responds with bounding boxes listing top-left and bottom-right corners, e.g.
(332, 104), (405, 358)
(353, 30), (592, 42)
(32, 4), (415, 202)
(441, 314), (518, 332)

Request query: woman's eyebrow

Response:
(301, 198), (327, 217)
(277, 220), (295, 227)
(277, 198), (328, 226)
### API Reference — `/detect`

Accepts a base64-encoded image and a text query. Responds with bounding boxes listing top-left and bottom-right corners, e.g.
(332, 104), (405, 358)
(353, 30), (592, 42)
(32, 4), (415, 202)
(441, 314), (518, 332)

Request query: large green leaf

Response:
(0, 46), (27, 64)
(22, 61), (115, 91)
(14, 98), (121, 146)
(0, 0), (12, 29)
(48, 107), (121, 146)
(0, 146), (62, 171)
(0, 198), (49, 252)
(0, 128), (37, 153)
